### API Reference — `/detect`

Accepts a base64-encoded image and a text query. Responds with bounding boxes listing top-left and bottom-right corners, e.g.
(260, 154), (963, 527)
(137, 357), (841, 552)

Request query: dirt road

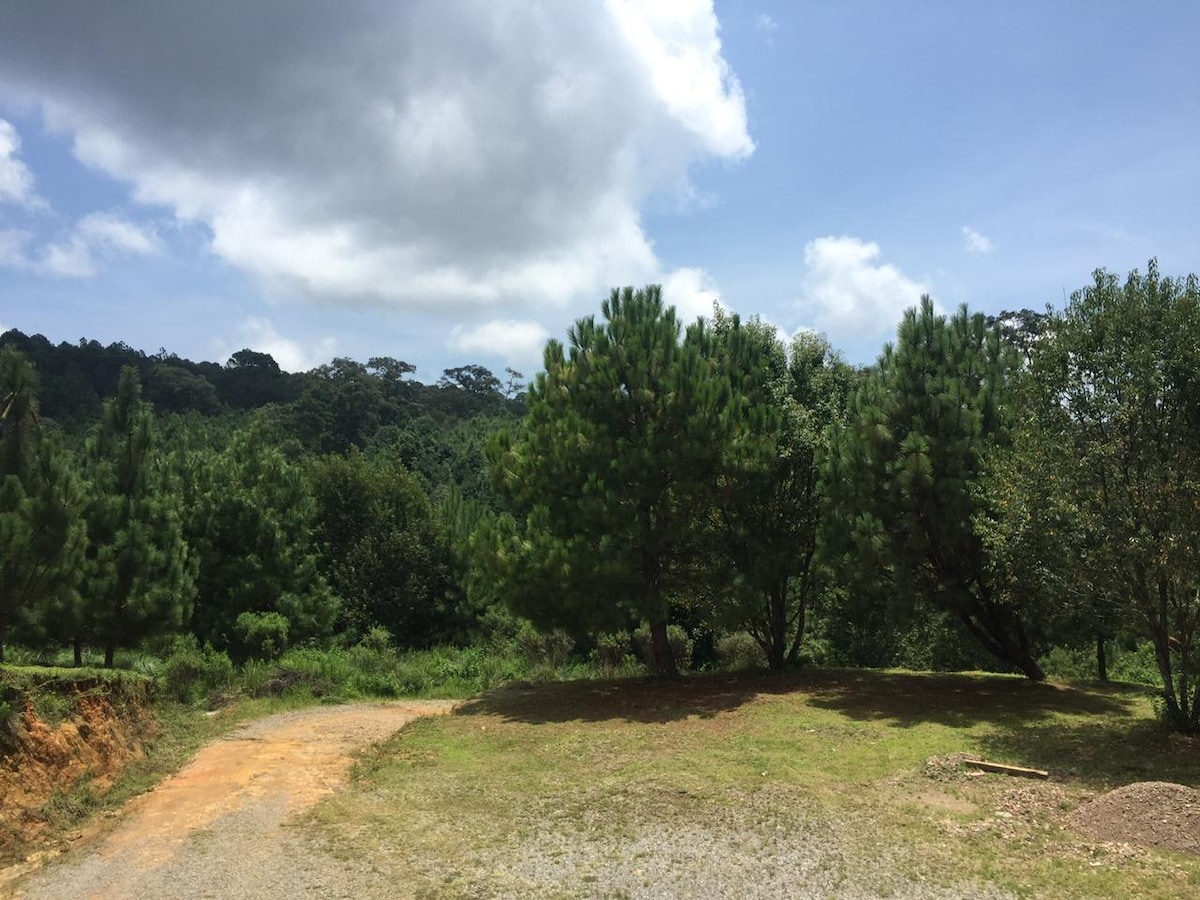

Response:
(7, 701), (455, 900)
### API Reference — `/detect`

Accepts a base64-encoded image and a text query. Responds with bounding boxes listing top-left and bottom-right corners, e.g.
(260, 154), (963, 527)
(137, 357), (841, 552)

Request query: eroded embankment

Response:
(0, 671), (156, 866)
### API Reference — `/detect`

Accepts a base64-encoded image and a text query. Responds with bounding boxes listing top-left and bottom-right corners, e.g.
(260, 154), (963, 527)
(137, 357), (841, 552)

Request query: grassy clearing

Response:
(311, 669), (1200, 899)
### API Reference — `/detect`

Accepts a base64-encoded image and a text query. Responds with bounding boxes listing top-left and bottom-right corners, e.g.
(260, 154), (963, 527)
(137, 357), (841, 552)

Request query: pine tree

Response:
(826, 298), (1045, 679)
(82, 366), (195, 667)
(484, 286), (736, 676)
(181, 427), (336, 654)
(0, 348), (86, 663)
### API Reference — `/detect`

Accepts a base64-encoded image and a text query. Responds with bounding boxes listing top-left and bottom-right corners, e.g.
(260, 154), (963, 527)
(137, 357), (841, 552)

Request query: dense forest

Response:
(4, 260), (1200, 731)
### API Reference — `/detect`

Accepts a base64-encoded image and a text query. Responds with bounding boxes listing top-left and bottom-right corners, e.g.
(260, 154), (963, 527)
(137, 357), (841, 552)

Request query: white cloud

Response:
(40, 212), (159, 277)
(0, 3), (750, 313)
(0, 229), (31, 268)
(220, 317), (337, 373)
(0, 119), (43, 208)
(798, 236), (931, 340)
(754, 12), (778, 44)
(962, 225), (995, 255)
(448, 320), (551, 366)
(662, 266), (721, 322)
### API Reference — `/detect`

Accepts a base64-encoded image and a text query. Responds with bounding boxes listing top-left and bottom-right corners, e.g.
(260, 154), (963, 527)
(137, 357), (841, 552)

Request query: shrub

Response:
(716, 632), (767, 671)
(592, 631), (634, 676)
(160, 635), (235, 704)
(515, 621), (574, 669)
(240, 659), (276, 698)
(234, 611), (291, 661)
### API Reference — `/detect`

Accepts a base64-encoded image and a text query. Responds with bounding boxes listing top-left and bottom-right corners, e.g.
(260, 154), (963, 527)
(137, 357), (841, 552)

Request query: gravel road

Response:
(9, 701), (455, 900)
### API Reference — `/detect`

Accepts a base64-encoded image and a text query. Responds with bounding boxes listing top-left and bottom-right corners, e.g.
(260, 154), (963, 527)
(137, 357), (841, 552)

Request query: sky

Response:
(0, 1), (1197, 379)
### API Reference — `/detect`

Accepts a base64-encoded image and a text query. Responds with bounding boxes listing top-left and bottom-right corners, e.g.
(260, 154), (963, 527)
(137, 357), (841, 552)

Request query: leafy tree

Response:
(291, 358), (387, 453)
(1022, 262), (1200, 729)
(0, 349), (87, 662)
(81, 367), (195, 667)
(706, 313), (853, 668)
(484, 286), (736, 676)
(826, 298), (1046, 680)
(307, 451), (455, 646)
(144, 363), (221, 415)
(180, 427), (337, 656)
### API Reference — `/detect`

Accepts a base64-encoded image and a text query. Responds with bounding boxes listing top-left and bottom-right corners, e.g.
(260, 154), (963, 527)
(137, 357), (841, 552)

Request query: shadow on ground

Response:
(454, 671), (789, 725)
(456, 667), (1136, 728)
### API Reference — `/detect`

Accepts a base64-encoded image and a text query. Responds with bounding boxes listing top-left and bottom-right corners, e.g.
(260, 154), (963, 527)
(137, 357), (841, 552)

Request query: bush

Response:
(240, 659), (277, 698)
(632, 623), (693, 672)
(716, 632), (767, 671)
(514, 621), (574, 669)
(234, 611), (291, 661)
(592, 631), (634, 676)
(1039, 645), (1096, 681)
(160, 635), (235, 704)
(1110, 641), (1160, 687)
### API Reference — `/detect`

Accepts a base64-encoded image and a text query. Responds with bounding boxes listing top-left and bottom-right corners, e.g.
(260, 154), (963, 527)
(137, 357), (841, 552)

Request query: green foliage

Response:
(80, 367), (196, 667)
(180, 427), (336, 653)
(716, 631), (768, 671)
(233, 611), (290, 661)
(826, 298), (1045, 680)
(0, 348), (87, 663)
(307, 451), (455, 646)
(485, 286), (737, 676)
(705, 312), (853, 668)
(1021, 261), (1200, 730)
(633, 623), (694, 672)
(159, 635), (235, 704)
(590, 631), (636, 676)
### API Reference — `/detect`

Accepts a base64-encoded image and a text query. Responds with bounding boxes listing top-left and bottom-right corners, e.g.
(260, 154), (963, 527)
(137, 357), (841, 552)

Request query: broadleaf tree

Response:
(1021, 262), (1200, 729)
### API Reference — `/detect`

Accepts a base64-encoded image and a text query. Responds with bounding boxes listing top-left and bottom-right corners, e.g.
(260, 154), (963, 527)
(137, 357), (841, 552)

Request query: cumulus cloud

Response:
(0, 119), (43, 208)
(662, 266), (721, 323)
(40, 212), (159, 277)
(0, 2), (750, 313)
(962, 225), (995, 255)
(448, 319), (551, 367)
(798, 236), (930, 339)
(220, 317), (337, 373)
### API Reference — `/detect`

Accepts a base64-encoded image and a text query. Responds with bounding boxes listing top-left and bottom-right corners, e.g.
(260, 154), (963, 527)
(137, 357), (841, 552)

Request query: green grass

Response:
(311, 669), (1200, 899)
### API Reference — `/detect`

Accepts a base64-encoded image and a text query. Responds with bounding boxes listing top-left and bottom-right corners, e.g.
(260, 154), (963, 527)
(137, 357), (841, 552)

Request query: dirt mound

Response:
(1071, 781), (1200, 855)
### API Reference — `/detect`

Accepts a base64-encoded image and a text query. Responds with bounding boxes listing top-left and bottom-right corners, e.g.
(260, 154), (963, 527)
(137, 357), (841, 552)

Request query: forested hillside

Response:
(4, 260), (1200, 731)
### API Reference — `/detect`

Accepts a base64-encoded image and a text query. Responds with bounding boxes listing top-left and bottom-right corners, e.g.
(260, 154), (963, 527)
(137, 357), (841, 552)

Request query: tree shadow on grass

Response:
(975, 719), (1200, 790)
(454, 670), (807, 725)
(802, 668), (1143, 730)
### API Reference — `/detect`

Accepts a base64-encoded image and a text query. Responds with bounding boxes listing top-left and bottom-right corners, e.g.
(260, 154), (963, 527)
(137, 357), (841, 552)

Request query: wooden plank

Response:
(962, 758), (1049, 779)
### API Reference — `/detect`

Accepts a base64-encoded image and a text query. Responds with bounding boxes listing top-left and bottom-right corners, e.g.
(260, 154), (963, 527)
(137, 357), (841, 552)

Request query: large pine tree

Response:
(484, 286), (736, 676)
(826, 298), (1045, 680)
(0, 348), (86, 663)
(82, 366), (195, 667)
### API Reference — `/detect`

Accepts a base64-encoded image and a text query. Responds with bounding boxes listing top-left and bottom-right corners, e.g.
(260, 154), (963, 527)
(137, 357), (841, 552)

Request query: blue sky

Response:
(1, 1), (1197, 378)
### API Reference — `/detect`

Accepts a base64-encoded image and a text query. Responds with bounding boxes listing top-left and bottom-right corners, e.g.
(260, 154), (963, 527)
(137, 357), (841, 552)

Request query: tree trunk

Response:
(104, 644), (115, 669)
(0, 620), (6, 665)
(649, 618), (678, 678)
(73, 636), (83, 668)
(766, 583), (786, 669)
(1096, 632), (1108, 682)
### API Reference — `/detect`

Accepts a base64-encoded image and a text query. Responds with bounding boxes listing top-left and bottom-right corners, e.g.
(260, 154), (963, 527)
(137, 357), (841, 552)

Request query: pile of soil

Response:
(1071, 781), (1200, 855)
